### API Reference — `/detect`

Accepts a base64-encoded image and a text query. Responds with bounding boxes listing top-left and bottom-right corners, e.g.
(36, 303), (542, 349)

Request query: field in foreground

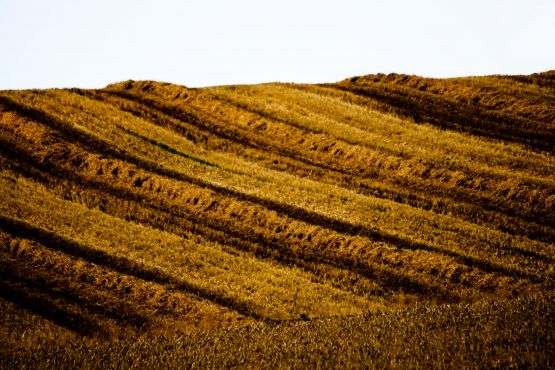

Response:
(2, 296), (553, 369)
(0, 71), (554, 367)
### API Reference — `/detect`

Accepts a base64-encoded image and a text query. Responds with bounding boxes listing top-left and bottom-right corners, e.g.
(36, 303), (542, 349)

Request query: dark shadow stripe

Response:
(0, 272), (109, 337)
(326, 83), (554, 153)
(503, 72), (555, 91)
(0, 256), (150, 330)
(0, 215), (266, 322)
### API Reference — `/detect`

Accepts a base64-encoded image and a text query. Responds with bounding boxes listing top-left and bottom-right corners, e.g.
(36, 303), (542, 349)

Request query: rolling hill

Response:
(1, 71), (554, 368)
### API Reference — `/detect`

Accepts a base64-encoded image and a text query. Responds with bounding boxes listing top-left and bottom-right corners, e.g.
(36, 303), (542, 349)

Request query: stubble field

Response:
(0, 71), (553, 368)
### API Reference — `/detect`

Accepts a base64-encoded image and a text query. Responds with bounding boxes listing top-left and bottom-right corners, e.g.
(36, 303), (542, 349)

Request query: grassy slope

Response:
(0, 71), (554, 367)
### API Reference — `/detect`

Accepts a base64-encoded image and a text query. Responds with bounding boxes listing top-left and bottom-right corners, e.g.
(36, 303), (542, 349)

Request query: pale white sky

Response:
(1, 0), (554, 89)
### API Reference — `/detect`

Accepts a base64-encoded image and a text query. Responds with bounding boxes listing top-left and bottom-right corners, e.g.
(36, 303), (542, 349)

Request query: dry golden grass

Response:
(0, 71), (553, 367)
(1, 296), (553, 369)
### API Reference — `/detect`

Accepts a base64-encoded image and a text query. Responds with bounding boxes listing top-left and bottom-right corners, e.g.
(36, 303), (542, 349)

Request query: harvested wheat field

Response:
(0, 71), (554, 368)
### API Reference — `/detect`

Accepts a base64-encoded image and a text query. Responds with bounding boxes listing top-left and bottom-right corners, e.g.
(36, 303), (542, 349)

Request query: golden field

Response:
(0, 71), (553, 368)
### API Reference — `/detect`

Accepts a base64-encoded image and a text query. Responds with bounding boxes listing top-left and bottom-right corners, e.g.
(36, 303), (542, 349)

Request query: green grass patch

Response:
(118, 125), (221, 169)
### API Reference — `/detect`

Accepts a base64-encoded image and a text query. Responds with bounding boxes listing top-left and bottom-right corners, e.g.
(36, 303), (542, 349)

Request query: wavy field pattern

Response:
(0, 71), (554, 366)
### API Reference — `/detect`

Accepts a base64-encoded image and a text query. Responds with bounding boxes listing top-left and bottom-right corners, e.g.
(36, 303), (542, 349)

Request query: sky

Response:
(1, 0), (554, 89)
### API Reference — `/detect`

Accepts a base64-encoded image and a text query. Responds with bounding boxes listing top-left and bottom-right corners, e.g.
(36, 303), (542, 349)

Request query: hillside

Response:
(0, 72), (554, 367)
